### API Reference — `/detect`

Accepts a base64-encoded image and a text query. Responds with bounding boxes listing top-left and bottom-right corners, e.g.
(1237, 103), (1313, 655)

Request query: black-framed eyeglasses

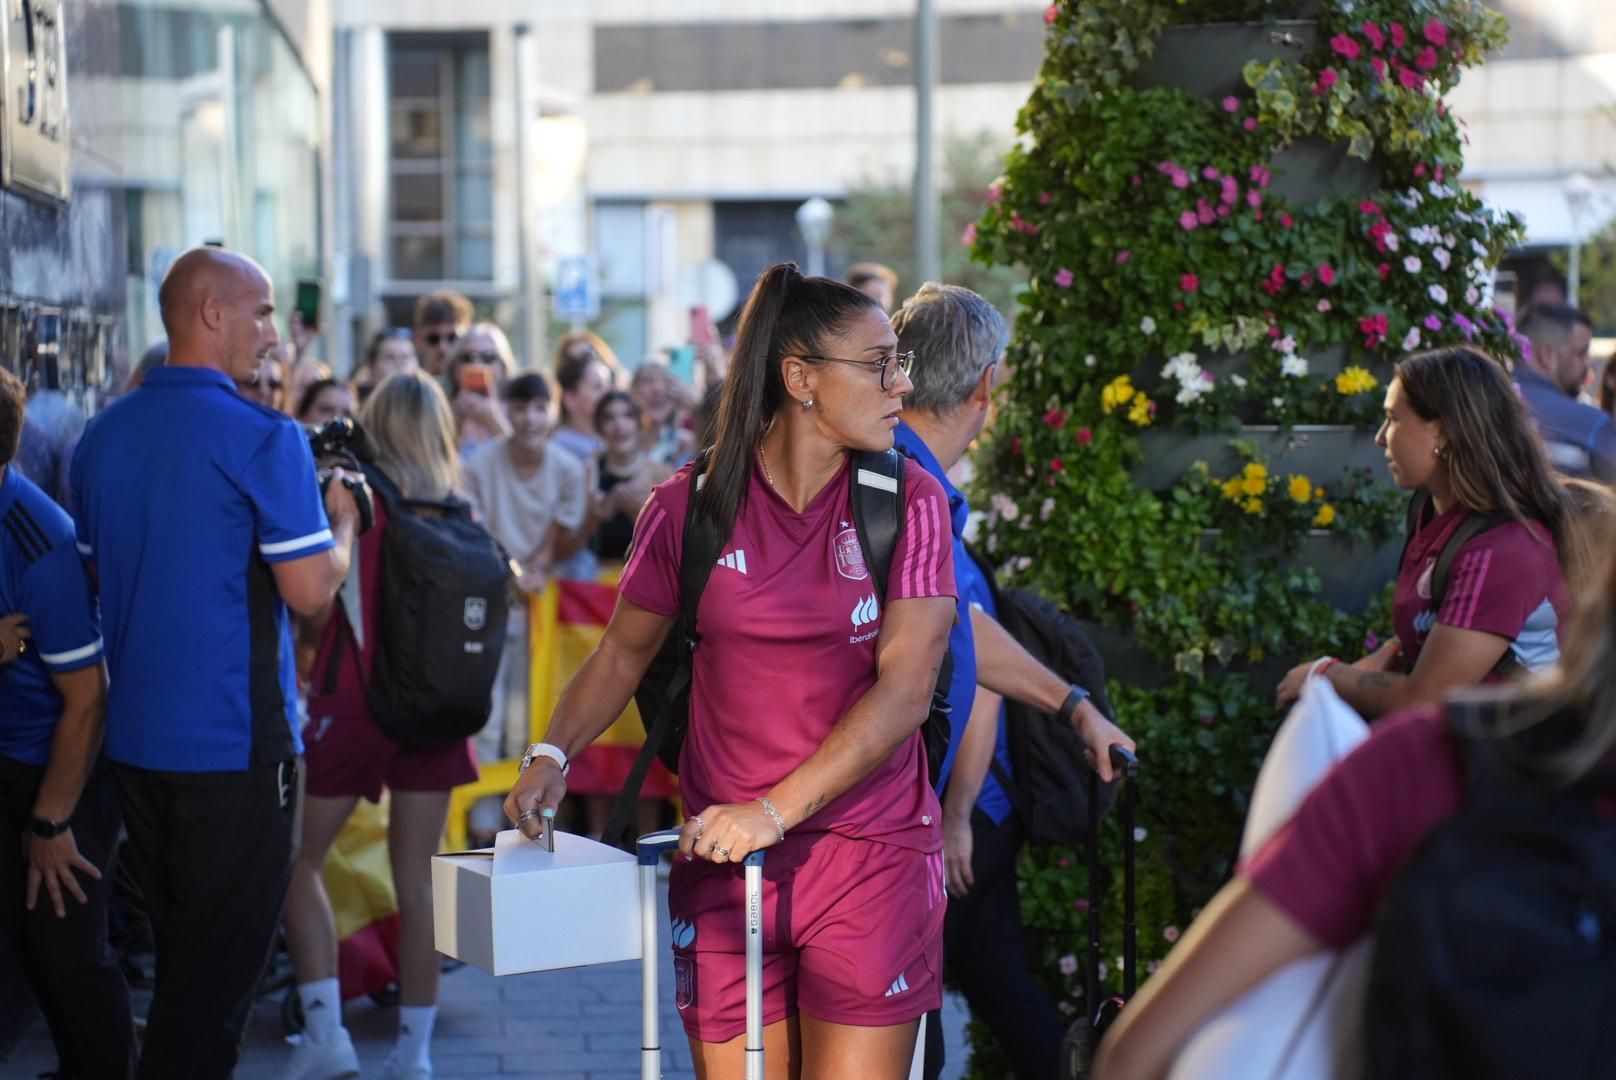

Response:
(798, 350), (915, 392)
(459, 351), (501, 365)
(424, 331), (459, 347)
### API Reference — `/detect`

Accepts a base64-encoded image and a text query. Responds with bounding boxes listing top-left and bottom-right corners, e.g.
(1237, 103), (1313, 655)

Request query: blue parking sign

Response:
(554, 255), (600, 322)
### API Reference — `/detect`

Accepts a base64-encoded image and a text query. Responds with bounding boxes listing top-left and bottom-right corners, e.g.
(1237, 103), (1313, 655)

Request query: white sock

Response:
(396, 1004), (438, 1068)
(297, 978), (343, 1043)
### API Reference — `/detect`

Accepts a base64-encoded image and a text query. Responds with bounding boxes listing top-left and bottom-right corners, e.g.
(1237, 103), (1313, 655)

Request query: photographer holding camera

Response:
(69, 247), (364, 1079)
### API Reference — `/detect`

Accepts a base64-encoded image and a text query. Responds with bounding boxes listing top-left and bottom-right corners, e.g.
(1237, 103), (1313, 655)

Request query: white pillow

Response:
(1168, 675), (1371, 1080)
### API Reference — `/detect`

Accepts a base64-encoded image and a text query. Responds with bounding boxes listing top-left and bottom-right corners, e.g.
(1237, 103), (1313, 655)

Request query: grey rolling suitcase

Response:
(636, 830), (766, 1080)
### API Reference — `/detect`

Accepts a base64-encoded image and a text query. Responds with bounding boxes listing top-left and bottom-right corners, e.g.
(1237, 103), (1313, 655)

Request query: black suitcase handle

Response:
(1086, 746), (1140, 1017)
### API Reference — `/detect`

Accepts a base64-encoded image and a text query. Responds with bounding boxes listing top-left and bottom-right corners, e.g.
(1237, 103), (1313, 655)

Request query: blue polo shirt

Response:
(1515, 366), (1616, 482)
(894, 422), (1012, 825)
(0, 466), (104, 767)
(69, 365), (333, 772)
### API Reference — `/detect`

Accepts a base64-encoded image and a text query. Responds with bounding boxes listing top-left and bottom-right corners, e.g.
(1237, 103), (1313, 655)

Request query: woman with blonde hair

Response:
(445, 321), (516, 455)
(283, 371), (479, 1080)
(1277, 345), (1587, 718)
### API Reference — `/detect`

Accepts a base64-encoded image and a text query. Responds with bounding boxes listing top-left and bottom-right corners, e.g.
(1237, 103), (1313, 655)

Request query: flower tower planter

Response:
(958, 1), (1523, 1073)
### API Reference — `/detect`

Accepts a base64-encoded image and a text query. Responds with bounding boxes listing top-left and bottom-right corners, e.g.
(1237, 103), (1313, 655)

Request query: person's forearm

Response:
(971, 605), (1070, 713)
(542, 636), (660, 759)
(765, 661), (942, 829)
(33, 696), (105, 822)
(323, 517), (356, 595)
(943, 688), (1002, 826)
(1325, 664), (1412, 718)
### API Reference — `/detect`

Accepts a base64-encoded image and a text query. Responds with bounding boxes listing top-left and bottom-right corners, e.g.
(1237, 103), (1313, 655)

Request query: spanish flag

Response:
(530, 571), (678, 799)
(323, 795), (400, 1000)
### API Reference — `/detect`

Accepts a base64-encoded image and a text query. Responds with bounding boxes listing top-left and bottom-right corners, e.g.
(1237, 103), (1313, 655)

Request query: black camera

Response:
(306, 416), (376, 534)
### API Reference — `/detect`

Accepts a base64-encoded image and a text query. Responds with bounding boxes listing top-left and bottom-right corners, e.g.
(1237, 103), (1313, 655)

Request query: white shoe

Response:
(284, 1028), (360, 1080)
(381, 1052), (432, 1079)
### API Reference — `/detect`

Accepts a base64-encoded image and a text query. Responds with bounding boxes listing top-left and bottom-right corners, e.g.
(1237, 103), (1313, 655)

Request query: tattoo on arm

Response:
(804, 794), (828, 818)
(1354, 671), (1396, 689)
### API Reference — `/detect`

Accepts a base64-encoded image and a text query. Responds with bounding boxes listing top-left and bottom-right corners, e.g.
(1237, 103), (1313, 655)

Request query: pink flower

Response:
(1301, 272), (1314, 287)
(987, 181), (1003, 204)
(1317, 299), (1332, 312)
(960, 222), (977, 246)
(1049, 458), (1065, 474)
(1077, 427), (1093, 446)
(1279, 213), (1294, 228)
(1044, 4), (1058, 25)
(1197, 198), (1215, 225)
(1414, 163), (1428, 178)
(1180, 273), (1199, 293)
(1164, 926), (1181, 943)
(1424, 315), (1443, 331)
(1398, 65), (1422, 90)
(1362, 22), (1386, 51)
(1318, 263), (1336, 285)
(1222, 95), (1240, 112)
(1131, 174), (1143, 188)
(1359, 199), (1380, 214)
(1171, 172), (1190, 189)
(1371, 57), (1389, 82)
(1202, 166), (1221, 180)
(1216, 204), (1232, 218)
(1364, 632), (1380, 652)
(1039, 191), (1053, 205)
(1249, 165), (1271, 188)
(1435, 164), (1446, 183)
(1314, 68), (1339, 94)
(1179, 210), (1199, 231)
(1054, 268), (1074, 288)
(1115, 249), (1131, 264)
(1330, 34), (1361, 61)
(1378, 262), (1392, 280)
(1044, 408), (1067, 428)
(1243, 117), (1258, 132)
(1415, 46), (1439, 71)
(1247, 189), (1262, 208)
(1390, 22), (1407, 48)
(1424, 18), (1448, 46)
(1074, 898), (1090, 912)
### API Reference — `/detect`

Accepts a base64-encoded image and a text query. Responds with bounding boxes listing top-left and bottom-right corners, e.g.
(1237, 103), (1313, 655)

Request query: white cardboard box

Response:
(432, 828), (641, 975)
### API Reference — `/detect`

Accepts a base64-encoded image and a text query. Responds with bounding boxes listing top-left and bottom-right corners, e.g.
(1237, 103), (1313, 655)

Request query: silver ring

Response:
(690, 814), (704, 837)
(518, 808), (543, 822)
(711, 844), (730, 859)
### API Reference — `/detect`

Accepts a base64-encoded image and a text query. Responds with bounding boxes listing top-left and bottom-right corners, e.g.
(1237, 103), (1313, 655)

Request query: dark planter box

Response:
(1132, 424), (1388, 494)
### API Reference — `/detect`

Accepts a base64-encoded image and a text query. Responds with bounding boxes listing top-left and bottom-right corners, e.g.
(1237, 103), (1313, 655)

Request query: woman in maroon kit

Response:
(1276, 346), (1588, 717)
(507, 263), (955, 1079)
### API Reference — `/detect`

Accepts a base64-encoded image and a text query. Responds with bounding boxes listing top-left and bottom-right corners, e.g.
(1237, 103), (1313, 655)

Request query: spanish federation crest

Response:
(463, 597), (487, 631)
(834, 525), (869, 581)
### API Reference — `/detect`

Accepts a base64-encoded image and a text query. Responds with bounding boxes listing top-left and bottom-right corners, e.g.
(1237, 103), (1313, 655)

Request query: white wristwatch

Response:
(519, 742), (569, 776)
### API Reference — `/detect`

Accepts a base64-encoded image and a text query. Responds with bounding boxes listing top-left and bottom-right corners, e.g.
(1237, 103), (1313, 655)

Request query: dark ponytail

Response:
(698, 262), (881, 536)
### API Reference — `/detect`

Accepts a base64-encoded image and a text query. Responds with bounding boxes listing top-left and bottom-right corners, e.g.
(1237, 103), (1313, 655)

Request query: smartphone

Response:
(460, 362), (493, 395)
(667, 345), (696, 385)
(689, 305), (715, 349)
(295, 279), (322, 330)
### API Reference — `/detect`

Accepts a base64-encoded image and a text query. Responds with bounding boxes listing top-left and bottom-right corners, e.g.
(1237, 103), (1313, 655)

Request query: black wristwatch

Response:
(1056, 685), (1091, 727)
(30, 816), (69, 839)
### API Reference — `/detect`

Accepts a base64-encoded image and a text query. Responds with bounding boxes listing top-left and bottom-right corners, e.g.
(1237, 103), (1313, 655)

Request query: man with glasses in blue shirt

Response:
(890, 282), (1134, 1080)
(71, 247), (364, 1078)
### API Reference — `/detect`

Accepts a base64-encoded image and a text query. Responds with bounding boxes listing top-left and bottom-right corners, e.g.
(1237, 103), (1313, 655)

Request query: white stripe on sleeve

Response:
(39, 638), (104, 667)
(259, 529), (334, 557)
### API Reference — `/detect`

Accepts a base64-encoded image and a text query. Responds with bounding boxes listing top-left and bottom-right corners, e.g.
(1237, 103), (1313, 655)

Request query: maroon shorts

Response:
(666, 833), (946, 1043)
(302, 699), (478, 802)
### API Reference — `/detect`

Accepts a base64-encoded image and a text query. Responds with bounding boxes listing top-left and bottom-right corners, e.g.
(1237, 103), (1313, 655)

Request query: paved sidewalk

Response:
(3, 881), (972, 1079)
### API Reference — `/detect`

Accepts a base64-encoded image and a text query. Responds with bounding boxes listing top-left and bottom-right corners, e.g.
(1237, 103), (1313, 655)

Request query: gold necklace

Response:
(759, 444), (777, 490)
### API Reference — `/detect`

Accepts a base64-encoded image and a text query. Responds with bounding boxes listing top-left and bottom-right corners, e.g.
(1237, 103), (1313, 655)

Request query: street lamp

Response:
(1565, 170), (1595, 306)
(795, 196), (835, 278)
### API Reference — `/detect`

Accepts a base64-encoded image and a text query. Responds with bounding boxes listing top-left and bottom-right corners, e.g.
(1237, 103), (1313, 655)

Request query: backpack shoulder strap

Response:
(1430, 510), (1511, 611)
(677, 453), (724, 643)
(1397, 490), (1432, 581)
(851, 448), (906, 598)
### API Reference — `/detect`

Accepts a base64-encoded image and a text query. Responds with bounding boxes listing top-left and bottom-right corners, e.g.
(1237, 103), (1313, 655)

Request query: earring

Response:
(1433, 445), (1443, 458)
(802, 396), (814, 410)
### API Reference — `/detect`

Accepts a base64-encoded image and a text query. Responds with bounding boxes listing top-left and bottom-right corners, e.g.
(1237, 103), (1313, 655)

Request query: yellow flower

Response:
(1314, 503), (1337, 527)
(1335, 365), (1379, 395)
(1287, 474), (1313, 504)
(1243, 497), (1264, 515)
(1101, 376), (1136, 414)
(1127, 394), (1154, 427)
(1242, 462), (1267, 482)
(1314, 486), (1325, 500)
(1220, 477), (1243, 502)
(1241, 472), (1266, 497)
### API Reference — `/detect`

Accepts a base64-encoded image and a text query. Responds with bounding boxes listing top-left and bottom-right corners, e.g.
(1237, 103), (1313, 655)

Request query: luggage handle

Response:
(1086, 746), (1141, 1034)
(637, 831), (765, 1080)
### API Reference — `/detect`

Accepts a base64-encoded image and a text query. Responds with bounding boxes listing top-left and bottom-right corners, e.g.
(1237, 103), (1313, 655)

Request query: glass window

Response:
(392, 234), (446, 280)
(392, 171), (444, 222)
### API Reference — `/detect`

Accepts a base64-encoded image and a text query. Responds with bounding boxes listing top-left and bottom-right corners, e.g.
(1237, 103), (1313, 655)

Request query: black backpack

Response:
(1365, 701), (1616, 1078)
(966, 547), (1119, 846)
(360, 466), (513, 746)
(1401, 492), (1520, 679)
(602, 448), (954, 850)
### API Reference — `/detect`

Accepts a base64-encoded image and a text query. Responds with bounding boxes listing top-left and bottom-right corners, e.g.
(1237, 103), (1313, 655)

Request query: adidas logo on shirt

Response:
(716, 550), (748, 575)
(883, 972), (911, 997)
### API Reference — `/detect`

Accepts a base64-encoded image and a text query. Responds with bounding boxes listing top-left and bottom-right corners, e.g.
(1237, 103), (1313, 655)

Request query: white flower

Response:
(1339, 0), (1354, 13)
(1084, 354), (1097, 367)
(1403, 255), (1422, 273)
(1398, 189), (1424, 209)
(1384, 232), (1400, 252)
(1471, 238), (1488, 257)
(1466, 286), (1480, 305)
(1428, 283), (1449, 304)
(1230, 373), (1248, 389)
(1409, 225), (1440, 245)
(1161, 352), (1205, 388)
(1444, 233), (1456, 247)
(1403, 326), (1422, 350)
(1175, 384), (1207, 405)
(991, 493), (1019, 522)
(1133, 826), (1148, 841)
(1281, 355), (1309, 378)
(1429, 182), (1455, 199)
(1433, 248), (1452, 270)
(1140, 316), (1157, 335)
(1040, 497), (1056, 521)
(986, 533), (998, 554)
(1012, 556), (1032, 573)
(1271, 396), (1287, 409)
(1058, 954), (1079, 976)
(1274, 335), (1298, 355)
